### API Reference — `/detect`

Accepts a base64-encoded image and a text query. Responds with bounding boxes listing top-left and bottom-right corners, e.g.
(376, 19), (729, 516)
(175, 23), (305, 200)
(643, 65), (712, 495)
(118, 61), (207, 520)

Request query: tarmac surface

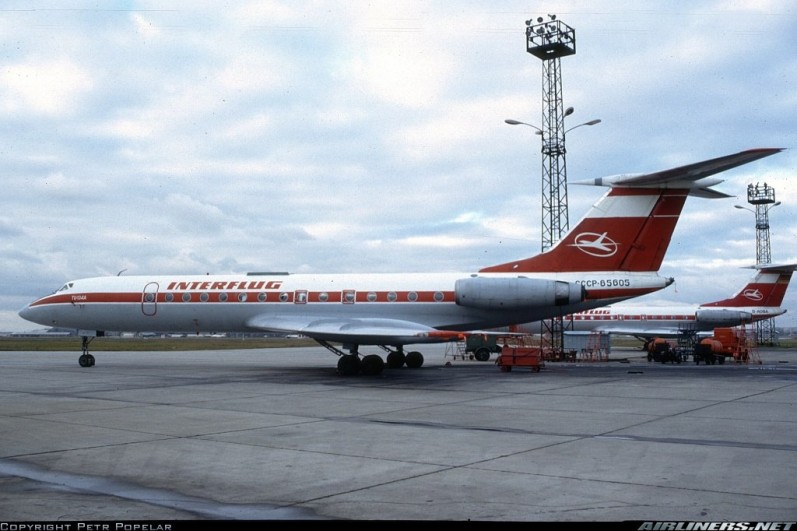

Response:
(0, 343), (795, 522)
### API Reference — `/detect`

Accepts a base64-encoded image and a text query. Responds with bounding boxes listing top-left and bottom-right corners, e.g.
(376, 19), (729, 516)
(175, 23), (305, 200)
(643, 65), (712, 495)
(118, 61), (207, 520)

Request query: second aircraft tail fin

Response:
(701, 263), (797, 308)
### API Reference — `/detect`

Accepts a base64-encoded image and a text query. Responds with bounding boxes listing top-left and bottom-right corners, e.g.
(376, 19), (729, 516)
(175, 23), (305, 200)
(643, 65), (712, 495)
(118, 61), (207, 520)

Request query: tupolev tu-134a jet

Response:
(19, 148), (782, 375)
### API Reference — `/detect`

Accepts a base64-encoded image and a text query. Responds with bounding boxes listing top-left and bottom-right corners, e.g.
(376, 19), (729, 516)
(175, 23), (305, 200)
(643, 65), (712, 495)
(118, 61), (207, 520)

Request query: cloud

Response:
(1, 59), (93, 116)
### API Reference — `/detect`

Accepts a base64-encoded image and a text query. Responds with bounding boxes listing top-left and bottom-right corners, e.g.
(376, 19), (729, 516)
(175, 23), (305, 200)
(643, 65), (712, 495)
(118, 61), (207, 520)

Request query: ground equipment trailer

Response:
(496, 346), (543, 372)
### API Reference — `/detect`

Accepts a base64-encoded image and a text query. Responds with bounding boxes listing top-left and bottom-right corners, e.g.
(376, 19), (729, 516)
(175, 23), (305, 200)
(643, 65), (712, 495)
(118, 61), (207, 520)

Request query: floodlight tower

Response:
(526, 14), (576, 250)
(737, 183), (781, 345)
(526, 14), (576, 358)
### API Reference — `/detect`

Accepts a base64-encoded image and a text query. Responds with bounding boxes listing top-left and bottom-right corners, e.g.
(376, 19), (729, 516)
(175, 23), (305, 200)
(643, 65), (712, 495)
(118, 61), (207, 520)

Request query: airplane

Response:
(18, 148), (783, 375)
(501, 262), (796, 350)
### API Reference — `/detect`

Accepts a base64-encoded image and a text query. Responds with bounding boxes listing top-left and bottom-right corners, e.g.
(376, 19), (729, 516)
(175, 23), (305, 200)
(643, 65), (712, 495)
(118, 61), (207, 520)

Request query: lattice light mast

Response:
(736, 183), (781, 345)
(526, 15), (575, 358)
(526, 15), (576, 251)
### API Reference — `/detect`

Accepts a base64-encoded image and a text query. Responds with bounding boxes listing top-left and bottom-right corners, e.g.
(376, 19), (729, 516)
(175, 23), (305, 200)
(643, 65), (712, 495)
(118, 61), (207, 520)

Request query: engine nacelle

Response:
(695, 309), (753, 325)
(454, 276), (585, 310)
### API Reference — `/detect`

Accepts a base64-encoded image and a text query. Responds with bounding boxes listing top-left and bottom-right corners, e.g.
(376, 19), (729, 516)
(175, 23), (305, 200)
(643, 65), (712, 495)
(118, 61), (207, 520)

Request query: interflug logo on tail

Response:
(571, 232), (619, 258)
(743, 288), (764, 301)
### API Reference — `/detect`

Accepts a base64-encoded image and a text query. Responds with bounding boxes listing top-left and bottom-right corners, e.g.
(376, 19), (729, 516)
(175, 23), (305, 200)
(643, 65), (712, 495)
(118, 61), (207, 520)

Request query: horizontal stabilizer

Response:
(573, 148), (783, 197)
(748, 263), (797, 273)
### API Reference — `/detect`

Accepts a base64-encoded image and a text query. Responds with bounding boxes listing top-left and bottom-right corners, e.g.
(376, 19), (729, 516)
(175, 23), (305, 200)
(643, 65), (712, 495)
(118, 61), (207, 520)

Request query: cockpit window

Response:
(56, 282), (74, 292)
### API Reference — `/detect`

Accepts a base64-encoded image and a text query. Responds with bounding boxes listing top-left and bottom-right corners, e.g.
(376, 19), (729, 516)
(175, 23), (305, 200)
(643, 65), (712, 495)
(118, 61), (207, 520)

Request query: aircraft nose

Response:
(19, 304), (33, 321)
(18, 303), (41, 325)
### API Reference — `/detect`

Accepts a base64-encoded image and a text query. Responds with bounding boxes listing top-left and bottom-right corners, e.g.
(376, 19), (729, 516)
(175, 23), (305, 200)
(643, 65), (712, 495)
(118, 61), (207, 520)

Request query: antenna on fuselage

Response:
(117, 269), (127, 276)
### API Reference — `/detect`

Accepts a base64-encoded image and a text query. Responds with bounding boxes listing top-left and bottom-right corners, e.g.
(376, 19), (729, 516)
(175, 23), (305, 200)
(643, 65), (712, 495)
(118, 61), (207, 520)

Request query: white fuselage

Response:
(507, 304), (786, 338)
(20, 270), (672, 344)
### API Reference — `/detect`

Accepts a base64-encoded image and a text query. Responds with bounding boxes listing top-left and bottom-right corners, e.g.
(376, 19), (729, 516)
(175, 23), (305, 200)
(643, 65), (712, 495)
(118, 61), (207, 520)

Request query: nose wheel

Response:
(79, 336), (96, 367)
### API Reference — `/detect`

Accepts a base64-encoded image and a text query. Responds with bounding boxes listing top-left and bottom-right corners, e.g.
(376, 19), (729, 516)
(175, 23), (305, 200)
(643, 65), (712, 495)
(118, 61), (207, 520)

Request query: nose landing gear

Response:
(78, 336), (96, 367)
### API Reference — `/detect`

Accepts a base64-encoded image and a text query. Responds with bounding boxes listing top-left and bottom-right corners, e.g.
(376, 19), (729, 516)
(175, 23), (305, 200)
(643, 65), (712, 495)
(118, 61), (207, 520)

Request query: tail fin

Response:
(702, 264), (797, 308)
(480, 148), (783, 274)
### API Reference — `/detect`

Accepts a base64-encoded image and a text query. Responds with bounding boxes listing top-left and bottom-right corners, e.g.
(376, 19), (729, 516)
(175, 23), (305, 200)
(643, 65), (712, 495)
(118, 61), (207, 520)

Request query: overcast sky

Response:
(3, 1), (796, 333)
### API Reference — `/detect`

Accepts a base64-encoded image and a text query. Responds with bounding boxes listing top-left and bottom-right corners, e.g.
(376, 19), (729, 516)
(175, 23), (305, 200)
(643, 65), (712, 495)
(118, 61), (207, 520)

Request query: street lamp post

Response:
(504, 113), (601, 242)
(505, 117), (601, 145)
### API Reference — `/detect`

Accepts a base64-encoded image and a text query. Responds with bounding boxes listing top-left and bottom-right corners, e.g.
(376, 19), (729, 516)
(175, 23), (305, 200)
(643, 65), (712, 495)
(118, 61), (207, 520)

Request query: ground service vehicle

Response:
(646, 338), (689, 364)
(695, 327), (752, 364)
(694, 338), (726, 365)
(465, 335), (503, 361)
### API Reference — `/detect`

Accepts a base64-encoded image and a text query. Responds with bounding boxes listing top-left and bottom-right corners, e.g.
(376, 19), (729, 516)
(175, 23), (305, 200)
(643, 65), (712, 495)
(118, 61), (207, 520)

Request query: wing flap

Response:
(247, 315), (453, 344)
(246, 315), (523, 345)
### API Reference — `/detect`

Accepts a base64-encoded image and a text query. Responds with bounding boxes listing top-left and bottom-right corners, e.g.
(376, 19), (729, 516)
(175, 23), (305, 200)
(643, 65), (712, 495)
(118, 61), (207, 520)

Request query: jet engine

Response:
(694, 309), (753, 325)
(454, 276), (585, 310)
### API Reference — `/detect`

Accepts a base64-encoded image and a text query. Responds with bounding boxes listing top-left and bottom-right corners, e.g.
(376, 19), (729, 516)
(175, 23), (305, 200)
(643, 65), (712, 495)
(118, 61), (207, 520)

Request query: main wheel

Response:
(360, 354), (385, 375)
(386, 351), (406, 368)
(337, 355), (361, 376)
(405, 351), (424, 368)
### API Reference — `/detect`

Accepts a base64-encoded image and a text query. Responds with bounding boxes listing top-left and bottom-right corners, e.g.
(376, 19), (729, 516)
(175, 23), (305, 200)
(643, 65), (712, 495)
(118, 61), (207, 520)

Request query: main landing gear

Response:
(78, 336), (96, 367)
(317, 341), (424, 376)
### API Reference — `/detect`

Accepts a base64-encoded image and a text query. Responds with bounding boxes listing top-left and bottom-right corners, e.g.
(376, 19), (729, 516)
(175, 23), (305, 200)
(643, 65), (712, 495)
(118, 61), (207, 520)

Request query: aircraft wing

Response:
(246, 315), (470, 344)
